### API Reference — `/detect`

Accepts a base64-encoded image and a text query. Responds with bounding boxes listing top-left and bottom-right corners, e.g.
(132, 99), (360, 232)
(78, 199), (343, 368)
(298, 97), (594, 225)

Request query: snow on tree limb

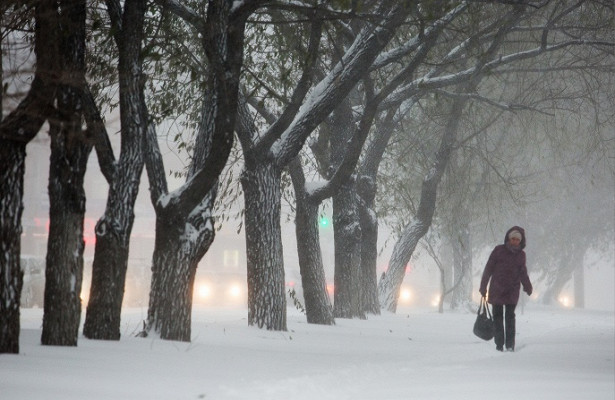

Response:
(383, 38), (614, 109)
(271, 2), (412, 168)
(371, 3), (469, 71)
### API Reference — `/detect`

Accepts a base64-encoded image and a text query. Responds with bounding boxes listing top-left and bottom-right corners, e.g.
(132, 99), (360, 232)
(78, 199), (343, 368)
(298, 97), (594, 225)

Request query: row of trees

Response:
(2, 0), (613, 353)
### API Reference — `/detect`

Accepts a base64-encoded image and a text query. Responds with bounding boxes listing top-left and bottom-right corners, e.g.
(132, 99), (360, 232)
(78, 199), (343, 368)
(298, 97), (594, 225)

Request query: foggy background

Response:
(21, 126), (614, 312)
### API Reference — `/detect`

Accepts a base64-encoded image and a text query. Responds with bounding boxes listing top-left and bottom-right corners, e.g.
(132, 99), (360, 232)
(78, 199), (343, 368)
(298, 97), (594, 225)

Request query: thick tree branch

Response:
(273, 1), (412, 168)
(0, 0), (58, 142)
(164, 0), (260, 215)
(307, 4), (463, 203)
(82, 84), (117, 182)
(155, 0), (206, 34)
(143, 118), (169, 207)
(104, 0), (123, 44)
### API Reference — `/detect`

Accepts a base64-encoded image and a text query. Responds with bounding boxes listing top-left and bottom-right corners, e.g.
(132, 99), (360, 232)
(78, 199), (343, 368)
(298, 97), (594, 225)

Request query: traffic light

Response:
(319, 216), (330, 228)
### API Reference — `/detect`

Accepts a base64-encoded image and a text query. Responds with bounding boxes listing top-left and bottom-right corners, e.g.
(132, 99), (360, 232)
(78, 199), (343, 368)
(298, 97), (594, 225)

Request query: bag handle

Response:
(479, 296), (492, 319)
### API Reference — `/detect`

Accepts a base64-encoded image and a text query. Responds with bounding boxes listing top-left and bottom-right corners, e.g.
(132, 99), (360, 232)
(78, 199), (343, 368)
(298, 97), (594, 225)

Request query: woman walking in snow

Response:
(479, 226), (533, 352)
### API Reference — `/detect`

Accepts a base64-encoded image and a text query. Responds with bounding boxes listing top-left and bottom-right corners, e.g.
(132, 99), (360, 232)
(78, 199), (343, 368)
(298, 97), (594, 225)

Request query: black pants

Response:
(492, 304), (516, 350)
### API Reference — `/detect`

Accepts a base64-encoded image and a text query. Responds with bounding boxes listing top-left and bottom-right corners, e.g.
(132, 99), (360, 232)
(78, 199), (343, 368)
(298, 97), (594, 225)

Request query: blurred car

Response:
(193, 271), (247, 306)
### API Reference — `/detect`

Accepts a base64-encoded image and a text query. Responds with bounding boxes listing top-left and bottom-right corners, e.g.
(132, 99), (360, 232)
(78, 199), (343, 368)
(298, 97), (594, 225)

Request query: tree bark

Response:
(449, 213), (473, 310)
(141, 0), (253, 341)
(326, 98), (364, 320)
(142, 103), (219, 340)
(333, 183), (364, 319)
(145, 201), (214, 340)
(42, 123), (91, 346)
(83, 0), (147, 340)
(0, 0), (58, 353)
(0, 142), (27, 353)
(355, 108), (402, 316)
(289, 158), (335, 325)
(144, 99), (217, 341)
(242, 162), (287, 330)
(40, 0), (91, 347)
(357, 176), (380, 315)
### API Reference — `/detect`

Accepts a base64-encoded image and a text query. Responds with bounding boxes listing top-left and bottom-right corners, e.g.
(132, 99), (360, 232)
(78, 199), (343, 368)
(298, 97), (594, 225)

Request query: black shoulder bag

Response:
(473, 297), (495, 341)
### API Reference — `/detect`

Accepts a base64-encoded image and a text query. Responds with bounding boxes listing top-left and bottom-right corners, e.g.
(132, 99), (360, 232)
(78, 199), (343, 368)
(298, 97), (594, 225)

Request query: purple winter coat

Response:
(479, 226), (533, 305)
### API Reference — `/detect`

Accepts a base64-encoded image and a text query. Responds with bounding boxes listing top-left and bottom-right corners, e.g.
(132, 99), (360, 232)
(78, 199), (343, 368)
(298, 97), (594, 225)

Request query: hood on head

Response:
(504, 226), (526, 249)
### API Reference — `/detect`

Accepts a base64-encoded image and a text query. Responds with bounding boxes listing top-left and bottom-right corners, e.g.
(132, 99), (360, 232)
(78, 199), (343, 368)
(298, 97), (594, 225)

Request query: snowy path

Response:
(1, 306), (613, 400)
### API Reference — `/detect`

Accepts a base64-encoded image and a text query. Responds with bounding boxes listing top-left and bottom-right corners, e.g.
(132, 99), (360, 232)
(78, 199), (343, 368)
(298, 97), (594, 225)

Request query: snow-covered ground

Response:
(1, 304), (613, 400)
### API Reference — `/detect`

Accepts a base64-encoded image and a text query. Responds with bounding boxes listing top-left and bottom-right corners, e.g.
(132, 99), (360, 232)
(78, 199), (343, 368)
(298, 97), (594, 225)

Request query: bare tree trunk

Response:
(449, 217), (473, 310)
(84, 229), (130, 339)
(573, 264), (585, 309)
(542, 271), (570, 306)
(358, 176), (380, 315)
(333, 183), (364, 319)
(355, 109), (401, 316)
(141, 0), (252, 340)
(83, 0), (146, 340)
(438, 262), (447, 314)
(145, 204), (214, 341)
(295, 199), (335, 324)
(379, 221), (431, 313)
(143, 79), (222, 342)
(41, 0), (91, 347)
(542, 245), (584, 306)
(242, 163), (287, 331)
(442, 253), (454, 307)
(42, 119), (91, 346)
(289, 158), (335, 325)
(142, 104), (218, 341)
(0, 143), (27, 353)
(328, 100), (364, 320)
(0, 0), (58, 353)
